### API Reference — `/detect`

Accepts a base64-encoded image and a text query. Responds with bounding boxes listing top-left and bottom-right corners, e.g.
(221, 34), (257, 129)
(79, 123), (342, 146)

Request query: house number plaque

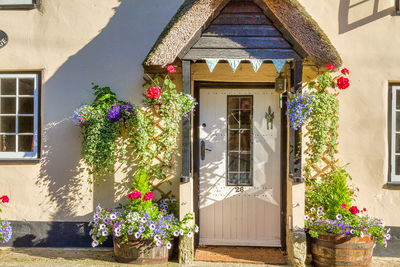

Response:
(0, 30), (8, 49)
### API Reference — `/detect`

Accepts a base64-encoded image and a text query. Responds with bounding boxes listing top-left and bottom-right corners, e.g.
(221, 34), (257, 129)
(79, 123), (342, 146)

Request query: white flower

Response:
(317, 210), (323, 216)
(350, 229), (355, 235)
(102, 230), (108, 237)
(135, 232), (141, 239)
(89, 229), (94, 235)
(115, 231), (121, 237)
(93, 214), (99, 221)
(150, 224), (156, 230)
(156, 240), (163, 247)
(385, 234), (391, 240)
(154, 235), (160, 241)
(317, 206), (323, 211)
(92, 240), (99, 247)
(141, 217), (147, 223)
(173, 231), (179, 237)
(166, 243), (172, 250)
(139, 226), (145, 233)
(360, 232), (365, 238)
(310, 207), (316, 212)
(194, 226), (199, 233)
(96, 205), (101, 214)
(387, 228), (391, 233)
(99, 224), (106, 230)
(179, 229), (184, 236)
(166, 224), (172, 230)
(110, 214), (117, 220)
(336, 214), (343, 221)
(304, 215), (310, 221)
(187, 232), (193, 238)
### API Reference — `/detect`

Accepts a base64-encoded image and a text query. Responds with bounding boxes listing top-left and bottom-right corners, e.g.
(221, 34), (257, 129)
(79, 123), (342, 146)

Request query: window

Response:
(227, 95), (253, 186)
(390, 85), (400, 182)
(0, 73), (39, 160)
(0, 0), (38, 9)
(397, 0), (400, 15)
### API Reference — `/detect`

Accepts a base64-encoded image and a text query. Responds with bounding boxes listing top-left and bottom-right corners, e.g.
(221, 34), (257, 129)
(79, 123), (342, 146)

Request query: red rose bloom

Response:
(147, 87), (161, 99)
(166, 65), (176, 74)
(142, 192), (155, 201)
(337, 76), (350, 90)
(349, 206), (360, 214)
(128, 190), (142, 200)
(326, 64), (335, 70)
(0, 195), (9, 203)
(341, 68), (349, 75)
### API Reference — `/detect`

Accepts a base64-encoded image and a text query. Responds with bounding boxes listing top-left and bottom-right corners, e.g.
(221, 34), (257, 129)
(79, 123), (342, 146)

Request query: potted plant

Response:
(89, 170), (198, 264)
(0, 194), (12, 244)
(305, 167), (390, 266)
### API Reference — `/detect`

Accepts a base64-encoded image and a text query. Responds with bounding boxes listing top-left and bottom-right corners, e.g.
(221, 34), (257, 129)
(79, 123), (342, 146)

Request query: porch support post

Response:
(287, 59), (306, 267)
(179, 60), (194, 265)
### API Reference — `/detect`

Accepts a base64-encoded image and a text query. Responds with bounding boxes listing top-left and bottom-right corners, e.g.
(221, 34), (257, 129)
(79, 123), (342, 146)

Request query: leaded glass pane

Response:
(227, 95), (253, 186)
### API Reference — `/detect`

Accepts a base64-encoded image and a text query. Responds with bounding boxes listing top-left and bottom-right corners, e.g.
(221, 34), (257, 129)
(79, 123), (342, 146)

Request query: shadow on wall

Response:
(338, 0), (395, 34)
(10, 0), (184, 247)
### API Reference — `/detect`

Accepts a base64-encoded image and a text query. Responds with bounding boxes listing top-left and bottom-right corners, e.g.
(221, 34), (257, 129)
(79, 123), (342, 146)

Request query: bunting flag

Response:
(272, 59), (287, 73)
(227, 59), (241, 72)
(205, 59), (219, 72)
(249, 59), (263, 72)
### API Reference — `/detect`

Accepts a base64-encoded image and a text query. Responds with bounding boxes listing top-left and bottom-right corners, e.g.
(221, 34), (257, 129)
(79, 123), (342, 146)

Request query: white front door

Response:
(199, 88), (281, 247)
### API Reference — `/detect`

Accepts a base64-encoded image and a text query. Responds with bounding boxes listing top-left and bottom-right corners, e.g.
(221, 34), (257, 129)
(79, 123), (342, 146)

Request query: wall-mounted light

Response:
(275, 74), (286, 93)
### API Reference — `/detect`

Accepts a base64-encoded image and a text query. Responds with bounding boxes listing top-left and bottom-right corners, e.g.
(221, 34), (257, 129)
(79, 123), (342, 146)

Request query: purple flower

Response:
(286, 93), (314, 130)
(166, 243), (172, 250)
(134, 232), (141, 239)
(91, 240), (99, 247)
(107, 103), (136, 122)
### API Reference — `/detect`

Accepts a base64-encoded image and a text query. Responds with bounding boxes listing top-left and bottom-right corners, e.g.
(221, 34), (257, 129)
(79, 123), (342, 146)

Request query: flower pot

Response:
(311, 233), (374, 267)
(113, 237), (169, 264)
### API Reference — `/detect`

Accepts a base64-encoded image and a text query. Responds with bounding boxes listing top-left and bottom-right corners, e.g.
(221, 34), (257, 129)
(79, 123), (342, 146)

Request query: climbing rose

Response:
(142, 192), (155, 201)
(128, 190), (142, 200)
(337, 76), (350, 90)
(147, 87), (161, 99)
(341, 68), (349, 75)
(326, 64), (335, 70)
(166, 65), (176, 73)
(0, 195), (9, 203)
(349, 206), (360, 214)
(341, 204), (347, 210)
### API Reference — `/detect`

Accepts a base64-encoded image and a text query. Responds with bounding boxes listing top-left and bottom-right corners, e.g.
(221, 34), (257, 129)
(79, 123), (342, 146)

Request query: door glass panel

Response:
(227, 95), (253, 186)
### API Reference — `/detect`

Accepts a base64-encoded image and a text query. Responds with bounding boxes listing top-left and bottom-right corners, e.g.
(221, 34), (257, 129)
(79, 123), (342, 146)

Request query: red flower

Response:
(337, 76), (350, 90)
(341, 204), (347, 210)
(142, 192), (155, 201)
(166, 65), (176, 74)
(363, 208), (367, 212)
(128, 190), (142, 200)
(349, 206), (360, 214)
(326, 64), (335, 70)
(147, 87), (161, 99)
(0, 195), (9, 203)
(341, 68), (349, 75)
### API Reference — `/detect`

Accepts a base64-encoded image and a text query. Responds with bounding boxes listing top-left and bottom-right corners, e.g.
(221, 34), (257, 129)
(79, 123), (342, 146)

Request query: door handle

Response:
(201, 140), (205, 160)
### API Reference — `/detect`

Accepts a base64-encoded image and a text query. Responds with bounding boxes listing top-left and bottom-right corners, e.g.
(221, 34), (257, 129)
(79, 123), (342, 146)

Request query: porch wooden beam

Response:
(181, 60), (191, 183)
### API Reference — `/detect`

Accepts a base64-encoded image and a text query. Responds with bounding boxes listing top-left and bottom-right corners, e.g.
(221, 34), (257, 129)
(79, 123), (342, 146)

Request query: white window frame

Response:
(0, 73), (39, 160)
(0, 0), (37, 9)
(391, 85), (400, 182)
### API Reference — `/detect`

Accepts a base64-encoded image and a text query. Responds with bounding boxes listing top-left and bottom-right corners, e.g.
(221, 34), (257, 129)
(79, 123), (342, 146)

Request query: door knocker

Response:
(265, 106), (275, 130)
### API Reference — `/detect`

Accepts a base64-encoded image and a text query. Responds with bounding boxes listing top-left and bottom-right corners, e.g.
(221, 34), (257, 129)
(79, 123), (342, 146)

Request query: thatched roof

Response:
(143, 0), (342, 67)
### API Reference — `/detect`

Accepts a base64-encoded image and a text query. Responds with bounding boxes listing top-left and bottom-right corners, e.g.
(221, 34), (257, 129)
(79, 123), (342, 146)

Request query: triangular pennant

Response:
(227, 59), (241, 72)
(205, 59), (219, 72)
(249, 59), (263, 72)
(272, 59), (287, 73)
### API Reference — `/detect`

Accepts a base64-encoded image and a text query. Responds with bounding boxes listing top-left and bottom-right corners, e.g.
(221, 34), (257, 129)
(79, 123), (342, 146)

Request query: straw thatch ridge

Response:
(143, 0), (342, 67)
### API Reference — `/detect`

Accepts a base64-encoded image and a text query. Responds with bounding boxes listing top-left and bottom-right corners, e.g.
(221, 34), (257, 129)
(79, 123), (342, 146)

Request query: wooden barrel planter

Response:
(311, 233), (374, 267)
(113, 237), (169, 264)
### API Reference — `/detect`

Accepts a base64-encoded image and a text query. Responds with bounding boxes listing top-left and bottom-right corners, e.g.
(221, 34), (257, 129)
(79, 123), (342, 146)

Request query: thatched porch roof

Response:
(143, 0), (342, 68)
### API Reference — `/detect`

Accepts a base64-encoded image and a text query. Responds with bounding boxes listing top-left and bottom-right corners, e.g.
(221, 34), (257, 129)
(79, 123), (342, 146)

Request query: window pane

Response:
(1, 97), (16, 114)
(228, 152), (239, 172)
(240, 173), (251, 185)
(228, 111), (239, 129)
(240, 153), (251, 172)
(396, 155), (400, 175)
(1, 79), (16, 95)
(228, 173), (238, 185)
(18, 97), (34, 114)
(240, 130), (251, 151)
(19, 78), (34, 95)
(18, 116), (33, 133)
(0, 116), (16, 133)
(396, 90), (400, 110)
(228, 130), (239, 151)
(240, 110), (252, 129)
(240, 98), (252, 110)
(0, 134), (15, 152)
(18, 135), (34, 152)
(228, 97), (239, 110)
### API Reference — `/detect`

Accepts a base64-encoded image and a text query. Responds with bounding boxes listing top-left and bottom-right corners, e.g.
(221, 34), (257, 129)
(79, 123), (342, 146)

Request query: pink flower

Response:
(147, 87), (161, 99)
(341, 204), (347, 210)
(0, 195), (9, 203)
(128, 190), (142, 200)
(326, 64), (335, 70)
(166, 65), (176, 74)
(341, 68), (349, 75)
(142, 192), (155, 201)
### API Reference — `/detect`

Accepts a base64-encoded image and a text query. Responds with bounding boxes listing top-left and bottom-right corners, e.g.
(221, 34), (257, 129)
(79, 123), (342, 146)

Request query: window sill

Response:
(384, 182), (400, 189)
(0, 158), (40, 164)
